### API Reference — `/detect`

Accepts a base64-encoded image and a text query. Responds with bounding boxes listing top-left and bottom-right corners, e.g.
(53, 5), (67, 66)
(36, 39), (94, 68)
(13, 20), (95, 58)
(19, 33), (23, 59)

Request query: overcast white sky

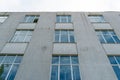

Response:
(0, 0), (120, 11)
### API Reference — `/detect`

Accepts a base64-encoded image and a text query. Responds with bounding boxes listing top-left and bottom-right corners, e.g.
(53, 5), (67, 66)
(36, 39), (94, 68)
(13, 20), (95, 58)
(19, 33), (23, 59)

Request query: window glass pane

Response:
(104, 35), (115, 43)
(113, 36), (120, 43)
(70, 35), (75, 43)
(3, 56), (15, 63)
(61, 35), (68, 42)
(61, 17), (67, 23)
(113, 66), (120, 80)
(102, 31), (109, 35)
(0, 56), (5, 63)
(68, 16), (71, 22)
(71, 56), (79, 64)
(55, 35), (59, 42)
(1, 64), (12, 80)
(115, 56), (120, 64)
(61, 30), (67, 35)
(108, 56), (117, 64)
(73, 66), (81, 80)
(109, 31), (115, 35)
(56, 16), (60, 23)
(15, 56), (23, 63)
(60, 56), (70, 64)
(97, 35), (105, 43)
(7, 64), (19, 80)
(60, 65), (72, 80)
(55, 31), (60, 35)
(52, 56), (59, 64)
(51, 65), (58, 80)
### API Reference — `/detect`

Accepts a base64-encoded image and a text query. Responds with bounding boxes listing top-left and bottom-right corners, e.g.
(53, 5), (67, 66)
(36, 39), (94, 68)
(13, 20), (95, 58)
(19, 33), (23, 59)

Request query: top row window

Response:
(23, 15), (39, 23)
(88, 15), (106, 23)
(0, 15), (107, 23)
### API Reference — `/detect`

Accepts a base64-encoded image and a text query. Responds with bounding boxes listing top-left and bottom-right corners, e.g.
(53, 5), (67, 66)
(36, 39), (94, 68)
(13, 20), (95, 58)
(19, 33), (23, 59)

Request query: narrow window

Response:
(56, 15), (71, 23)
(96, 30), (120, 43)
(55, 30), (75, 43)
(23, 15), (39, 23)
(0, 55), (23, 80)
(51, 55), (81, 80)
(11, 30), (33, 42)
(88, 15), (106, 23)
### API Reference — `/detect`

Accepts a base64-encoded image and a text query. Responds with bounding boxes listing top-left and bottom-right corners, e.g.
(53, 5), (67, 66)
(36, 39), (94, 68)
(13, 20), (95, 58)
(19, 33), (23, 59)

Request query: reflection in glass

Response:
(51, 65), (58, 80)
(60, 65), (71, 80)
(60, 56), (70, 64)
(73, 66), (81, 80)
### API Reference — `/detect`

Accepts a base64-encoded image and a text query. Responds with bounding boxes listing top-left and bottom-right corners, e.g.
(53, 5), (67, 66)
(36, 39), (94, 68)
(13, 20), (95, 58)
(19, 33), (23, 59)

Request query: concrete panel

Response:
(53, 43), (77, 54)
(92, 23), (113, 30)
(17, 23), (36, 29)
(102, 44), (120, 55)
(55, 23), (73, 29)
(1, 43), (28, 54)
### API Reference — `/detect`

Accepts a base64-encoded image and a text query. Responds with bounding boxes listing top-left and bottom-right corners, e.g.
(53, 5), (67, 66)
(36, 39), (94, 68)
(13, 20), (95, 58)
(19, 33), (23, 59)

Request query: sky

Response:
(0, 0), (120, 12)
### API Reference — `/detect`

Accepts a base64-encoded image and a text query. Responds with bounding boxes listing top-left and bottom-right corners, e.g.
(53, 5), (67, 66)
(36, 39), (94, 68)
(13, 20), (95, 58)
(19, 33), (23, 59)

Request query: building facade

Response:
(0, 12), (120, 80)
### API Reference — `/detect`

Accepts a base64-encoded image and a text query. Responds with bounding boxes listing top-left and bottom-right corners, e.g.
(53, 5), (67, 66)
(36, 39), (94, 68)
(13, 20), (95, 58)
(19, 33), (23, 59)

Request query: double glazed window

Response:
(55, 30), (75, 43)
(96, 30), (120, 43)
(51, 56), (81, 80)
(108, 56), (120, 79)
(23, 15), (39, 23)
(56, 15), (71, 23)
(11, 30), (33, 42)
(0, 16), (8, 23)
(88, 15), (106, 23)
(0, 55), (23, 80)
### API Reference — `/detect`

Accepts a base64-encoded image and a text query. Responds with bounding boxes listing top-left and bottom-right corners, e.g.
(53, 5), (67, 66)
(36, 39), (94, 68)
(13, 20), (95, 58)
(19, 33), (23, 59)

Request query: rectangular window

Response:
(0, 16), (8, 23)
(96, 30), (120, 44)
(56, 15), (71, 23)
(55, 30), (75, 43)
(88, 15), (106, 23)
(11, 30), (33, 42)
(51, 55), (81, 80)
(23, 15), (39, 23)
(0, 55), (23, 80)
(108, 56), (120, 79)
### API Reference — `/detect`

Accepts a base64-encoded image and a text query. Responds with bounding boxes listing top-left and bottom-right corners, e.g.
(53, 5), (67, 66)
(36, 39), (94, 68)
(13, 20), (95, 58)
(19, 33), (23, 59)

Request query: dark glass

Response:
(60, 56), (70, 64)
(1, 64), (11, 80)
(97, 35), (105, 43)
(71, 56), (78, 64)
(60, 65), (72, 80)
(113, 66), (120, 80)
(15, 56), (23, 63)
(7, 64), (19, 80)
(113, 36), (120, 43)
(104, 35), (115, 43)
(51, 65), (58, 80)
(116, 56), (120, 64)
(3, 56), (15, 63)
(52, 56), (59, 64)
(73, 66), (81, 80)
(108, 56), (117, 64)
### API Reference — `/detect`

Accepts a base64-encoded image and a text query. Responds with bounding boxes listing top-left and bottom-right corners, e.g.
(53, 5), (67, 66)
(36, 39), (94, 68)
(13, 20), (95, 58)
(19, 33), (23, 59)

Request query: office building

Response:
(0, 12), (120, 80)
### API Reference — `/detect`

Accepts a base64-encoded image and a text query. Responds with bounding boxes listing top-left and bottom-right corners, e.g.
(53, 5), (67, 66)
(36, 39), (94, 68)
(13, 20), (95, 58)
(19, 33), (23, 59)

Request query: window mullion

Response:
(58, 56), (60, 80)
(101, 32), (107, 43)
(5, 55), (17, 80)
(70, 56), (74, 80)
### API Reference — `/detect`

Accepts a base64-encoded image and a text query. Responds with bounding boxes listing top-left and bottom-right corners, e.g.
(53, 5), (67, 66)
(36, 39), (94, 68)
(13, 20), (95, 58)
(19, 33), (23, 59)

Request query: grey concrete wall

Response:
(15, 12), (55, 80)
(0, 12), (119, 80)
